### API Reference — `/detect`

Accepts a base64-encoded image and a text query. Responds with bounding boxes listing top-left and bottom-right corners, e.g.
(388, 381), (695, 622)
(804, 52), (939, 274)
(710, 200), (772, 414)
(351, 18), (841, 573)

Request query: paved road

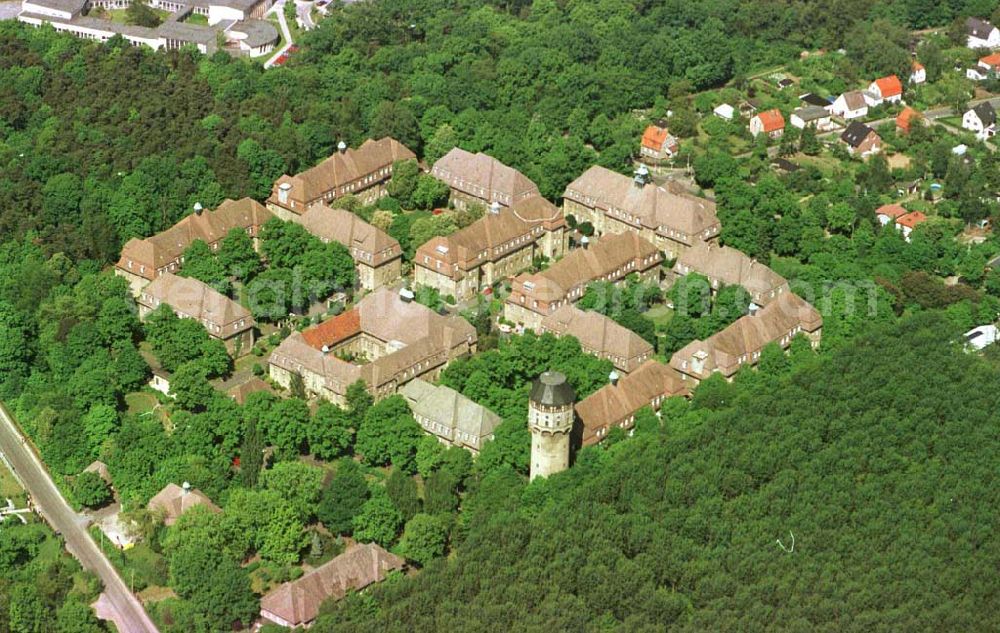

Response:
(263, 0), (294, 69)
(295, 0), (314, 30)
(0, 403), (158, 633)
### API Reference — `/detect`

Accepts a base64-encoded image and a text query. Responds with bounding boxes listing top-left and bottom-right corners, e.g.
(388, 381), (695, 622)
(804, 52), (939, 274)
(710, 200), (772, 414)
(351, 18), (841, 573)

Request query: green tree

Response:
(317, 459), (369, 535)
(415, 435), (447, 478)
(72, 471), (112, 508)
(218, 227), (261, 282)
(260, 461), (325, 522)
(309, 402), (355, 460)
(82, 404), (119, 457)
(170, 362), (216, 412)
(386, 468), (421, 521)
(399, 513), (448, 566)
(352, 488), (404, 547)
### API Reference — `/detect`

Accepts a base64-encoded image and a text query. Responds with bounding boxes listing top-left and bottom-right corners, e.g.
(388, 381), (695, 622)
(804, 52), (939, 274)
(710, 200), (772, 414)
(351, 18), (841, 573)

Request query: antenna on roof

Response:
(193, 202), (203, 216)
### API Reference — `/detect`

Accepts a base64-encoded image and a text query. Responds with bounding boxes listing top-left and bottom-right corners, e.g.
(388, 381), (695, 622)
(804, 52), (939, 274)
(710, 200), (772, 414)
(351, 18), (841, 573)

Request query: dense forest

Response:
(313, 312), (1000, 632)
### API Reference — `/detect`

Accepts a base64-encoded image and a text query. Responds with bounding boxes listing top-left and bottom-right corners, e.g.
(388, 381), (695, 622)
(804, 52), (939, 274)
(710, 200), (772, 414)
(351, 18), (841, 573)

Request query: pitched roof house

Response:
(967, 17), (1000, 49)
(670, 293), (822, 382)
(910, 61), (926, 84)
(790, 105), (833, 130)
(414, 196), (566, 301)
(260, 543), (405, 628)
(147, 483), (220, 526)
(431, 148), (540, 210)
(300, 204), (403, 290)
(868, 75), (903, 103)
(896, 106), (921, 134)
(963, 102), (997, 139)
(713, 103), (735, 120)
(269, 288), (477, 406)
(504, 232), (662, 330)
(267, 138), (416, 218)
(400, 379), (502, 453)
(137, 273), (254, 355)
(830, 90), (869, 119)
(640, 124), (679, 160)
(115, 198), (272, 295)
(540, 305), (654, 374)
(979, 52), (1000, 71)
(673, 241), (789, 307)
(749, 109), (785, 138)
(895, 211), (927, 241)
(562, 165), (720, 257)
(875, 204), (909, 226)
(574, 360), (689, 446)
(799, 93), (832, 108)
(840, 121), (881, 158)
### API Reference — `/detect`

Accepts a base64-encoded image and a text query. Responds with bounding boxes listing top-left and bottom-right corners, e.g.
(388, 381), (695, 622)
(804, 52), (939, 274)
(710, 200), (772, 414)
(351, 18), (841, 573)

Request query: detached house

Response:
(148, 483), (220, 527)
(749, 109), (785, 138)
(895, 211), (927, 242)
(967, 17), (1000, 49)
(267, 138), (416, 220)
(540, 305), (654, 374)
(896, 106), (922, 134)
(979, 52), (1000, 73)
(963, 102), (997, 139)
(840, 121), (882, 158)
(299, 204), (402, 291)
(640, 124), (679, 160)
(875, 204), (909, 226)
(867, 75), (904, 105)
(431, 148), (540, 211)
(830, 90), (869, 120)
(910, 61), (926, 84)
(790, 105), (834, 131)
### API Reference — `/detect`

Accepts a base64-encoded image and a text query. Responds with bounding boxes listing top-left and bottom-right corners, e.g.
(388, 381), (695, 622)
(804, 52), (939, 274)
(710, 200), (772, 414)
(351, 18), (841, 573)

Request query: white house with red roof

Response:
(639, 124), (678, 161)
(749, 109), (785, 138)
(895, 211), (927, 242)
(875, 204), (909, 226)
(867, 75), (903, 105)
(909, 61), (926, 84)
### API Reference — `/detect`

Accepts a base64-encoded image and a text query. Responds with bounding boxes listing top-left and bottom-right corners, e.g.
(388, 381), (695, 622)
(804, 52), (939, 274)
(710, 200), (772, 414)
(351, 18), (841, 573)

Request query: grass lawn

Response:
(126, 391), (158, 415)
(103, 7), (170, 24)
(0, 462), (26, 506)
(184, 12), (208, 24)
(642, 304), (674, 329)
(937, 116), (964, 128)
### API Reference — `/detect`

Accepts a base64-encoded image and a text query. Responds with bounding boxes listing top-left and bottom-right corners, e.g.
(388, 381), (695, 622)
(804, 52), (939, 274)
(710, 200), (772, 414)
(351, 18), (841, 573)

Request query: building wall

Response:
(114, 268), (151, 297)
(414, 264), (468, 300)
(358, 258), (402, 291)
(528, 402), (574, 480)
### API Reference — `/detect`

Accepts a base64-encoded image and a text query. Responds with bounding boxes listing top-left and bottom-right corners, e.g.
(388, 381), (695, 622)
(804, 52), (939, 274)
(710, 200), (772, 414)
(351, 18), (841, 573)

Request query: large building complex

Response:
(299, 204), (403, 291)
(670, 292), (822, 383)
(505, 232), (662, 331)
(267, 138), (416, 219)
(673, 241), (789, 308)
(540, 305), (653, 374)
(115, 198), (272, 295)
(268, 288), (477, 406)
(574, 360), (689, 446)
(414, 196), (567, 301)
(400, 379), (502, 454)
(431, 148), (541, 210)
(19, 0), (278, 57)
(563, 165), (721, 259)
(137, 273), (255, 356)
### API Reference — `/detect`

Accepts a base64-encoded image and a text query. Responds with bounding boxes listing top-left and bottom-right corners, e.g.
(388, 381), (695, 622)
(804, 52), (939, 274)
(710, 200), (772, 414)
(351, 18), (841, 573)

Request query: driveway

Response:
(0, 403), (158, 633)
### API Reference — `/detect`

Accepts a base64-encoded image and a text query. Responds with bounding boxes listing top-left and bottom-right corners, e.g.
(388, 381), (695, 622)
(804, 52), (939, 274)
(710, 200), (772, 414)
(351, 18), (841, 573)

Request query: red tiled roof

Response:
(980, 52), (1000, 68)
(301, 309), (361, 350)
(873, 75), (903, 98)
(912, 61), (924, 71)
(895, 107), (920, 132)
(876, 204), (909, 219)
(756, 109), (785, 132)
(641, 125), (670, 151)
(896, 211), (927, 229)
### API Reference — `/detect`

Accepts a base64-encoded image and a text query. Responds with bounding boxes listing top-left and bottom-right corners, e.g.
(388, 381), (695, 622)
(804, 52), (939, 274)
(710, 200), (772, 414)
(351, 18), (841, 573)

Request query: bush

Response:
(73, 471), (112, 509)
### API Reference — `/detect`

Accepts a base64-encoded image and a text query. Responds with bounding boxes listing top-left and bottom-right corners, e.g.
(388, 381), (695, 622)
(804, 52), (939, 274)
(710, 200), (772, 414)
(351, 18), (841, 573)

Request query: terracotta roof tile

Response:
(896, 211), (927, 229)
(430, 148), (540, 207)
(873, 75), (903, 98)
(540, 305), (653, 373)
(755, 109), (785, 132)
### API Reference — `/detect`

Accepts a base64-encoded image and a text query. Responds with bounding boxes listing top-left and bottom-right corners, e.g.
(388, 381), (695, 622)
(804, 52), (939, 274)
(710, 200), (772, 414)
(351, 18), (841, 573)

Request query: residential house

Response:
(137, 273), (255, 356)
(674, 241), (789, 308)
(504, 232), (662, 331)
(799, 93), (832, 108)
(968, 67), (989, 81)
(979, 52), (1000, 73)
(540, 305), (654, 374)
(963, 102), (997, 140)
(268, 288), (477, 406)
(399, 379), (502, 453)
(713, 103), (735, 120)
(299, 204), (402, 291)
(431, 148), (540, 211)
(964, 324), (998, 351)
(896, 211), (927, 241)
(670, 293), (822, 383)
(562, 165), (720, 259)
(776, 77), (794, 90)
(574, 360), (689, 446)
(840, 121), (882, 158)
(868, 75), (903, 105)
(115, 198), (272, 295)
(896, 106), (922, 134)
(267, 138), (416, 220)
(260, 543), (405, 629)
(413, 196), (567, 301)
(790, 105), (834, 131)
(829, 91), (869, 120)
(875, 204), (909, 226)
(910, 61), (926, 84)
(749, 109), (785, 138)
(147, 483), (220, 526)
(966, 16), (1000, 49)
(640, 124), (679, 160)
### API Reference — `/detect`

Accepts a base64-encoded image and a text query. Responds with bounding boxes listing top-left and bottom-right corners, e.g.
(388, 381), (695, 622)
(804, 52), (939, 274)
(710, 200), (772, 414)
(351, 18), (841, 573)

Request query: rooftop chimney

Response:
(181, 481), (191, 494)
(609, 370), (620, 386)
(193, 202), (203, 216)
(399, 288), (415, 303)
(581, 236), (590, 250)
(489, 201), (501, 215)
(321, 344), (330, 353)
(278, 182), (291, 204)
(748, 302), (760, 316)
(337, 141), (348, 153)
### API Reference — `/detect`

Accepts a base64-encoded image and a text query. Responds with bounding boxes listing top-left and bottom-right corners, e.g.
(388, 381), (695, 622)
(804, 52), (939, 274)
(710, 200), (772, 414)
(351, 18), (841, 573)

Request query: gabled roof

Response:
(674, 242), (788, 302)
(400, 378), (502, 449)
(563, 166), (719, 243)
(896, 106), (921, 132)
(840, 121), (877, 148)
(872, 75), (903, 98)
(875, 204), (909, 220)
(754, 109), (785, 132)
(896, 211), (927, 229)
(792, 105), (830, 122)
(139, 273), (253, 333)
(799, 93), (832, 107)
(967, 16), (997, 39)
(260, 543), (404, 627)
(300, 204), (401, 266)
(147, 483), (220, 526)
(641, 125), (672, 151)
(574, 360), (688, 445)
(431, 148), (540, 207)
(911, 61), (924, 71)
(981, 52), (1000, 68)
(972, 101), (997, 126)
(838, 90), (868, 111)
(540, 305), (653, 373)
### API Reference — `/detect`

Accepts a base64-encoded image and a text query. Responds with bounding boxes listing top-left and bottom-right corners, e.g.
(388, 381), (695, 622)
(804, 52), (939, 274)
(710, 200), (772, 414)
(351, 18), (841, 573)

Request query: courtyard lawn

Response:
(184, 12), (208, 24)
(642, 304), (674, 329)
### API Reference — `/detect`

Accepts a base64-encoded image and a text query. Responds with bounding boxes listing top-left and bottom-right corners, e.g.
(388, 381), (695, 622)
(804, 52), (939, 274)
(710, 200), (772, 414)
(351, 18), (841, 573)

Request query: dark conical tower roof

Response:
(529, 371), (576, 407)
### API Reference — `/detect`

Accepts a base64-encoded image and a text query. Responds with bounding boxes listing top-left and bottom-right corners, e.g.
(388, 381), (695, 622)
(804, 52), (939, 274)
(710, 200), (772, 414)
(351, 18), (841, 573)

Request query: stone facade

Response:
(528, 371), (576, 481)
